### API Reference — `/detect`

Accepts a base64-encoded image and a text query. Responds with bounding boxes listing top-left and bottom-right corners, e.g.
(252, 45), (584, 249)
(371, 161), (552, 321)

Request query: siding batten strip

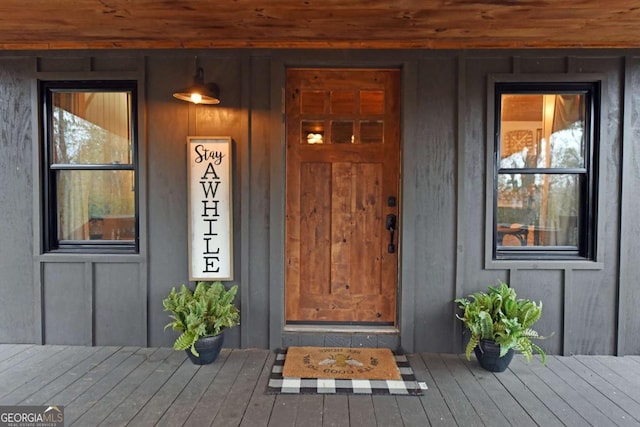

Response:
(453, 53), (467, 352)
(34, 262), (44, 345)
(86, 261), (94, 346)
(268, 59), (286, 350)
(617, 55), (634, 356)
(562, 268), (571, 356)
(30, 65), (44, 345)
(240, 55), (251, 348)
(401, 60), (418, 353)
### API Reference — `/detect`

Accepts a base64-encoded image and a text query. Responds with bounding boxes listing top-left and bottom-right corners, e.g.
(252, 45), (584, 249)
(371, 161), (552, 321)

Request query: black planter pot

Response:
(474, 340), (515, 372)
(185, 332), (225, 365)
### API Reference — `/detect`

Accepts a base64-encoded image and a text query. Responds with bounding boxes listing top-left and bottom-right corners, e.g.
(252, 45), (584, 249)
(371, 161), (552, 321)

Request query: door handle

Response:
(386, 214), (397, 253)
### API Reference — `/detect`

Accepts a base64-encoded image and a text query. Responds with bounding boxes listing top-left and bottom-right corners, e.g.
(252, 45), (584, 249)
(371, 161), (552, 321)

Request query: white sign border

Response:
(187, 136), (233, 281)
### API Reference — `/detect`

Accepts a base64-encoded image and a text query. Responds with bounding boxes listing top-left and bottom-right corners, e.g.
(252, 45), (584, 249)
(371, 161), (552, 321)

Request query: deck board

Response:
(508, 356), (588, 426)
(97, 349), (186, 426)
(525, 355), (620, 426)
(347, 395), (376, 427)
(157, 349), (231, 427)
(581, 355), (640, 404)
(0, 344), (36, 366)
(21, 346), (120, 406)
(463, 358), (540, 426)
(408, 353), (457, 425)
(239, 351), (277, 427)
(53, 347), (137, 408)
(577, 356), (640, 406)
(441, 354), (512, 427)
(0, 345), (639, 426)
(294, 395), (324, 427)
(0, 345), (66, 396)
(73, 348), (169, 426)
(65, 347), (148, 425)
(212, 349), (271, 427)
(322, 395), (349, 427)
(421, 353), (483, 426)
(370, 396), (403, 427)
(0, 346), (98, 404)
(578, 356), (640, 407)
(126, 353), (200, 426)
(554, 356), (640, 424)
(185, 349), (249, 426)
(546, 355), (637, 425)
(394, 392), (428, 426)
(0, 344), (42, 369)
(268, 394), (299, 427)
(472, 355), (557, 426)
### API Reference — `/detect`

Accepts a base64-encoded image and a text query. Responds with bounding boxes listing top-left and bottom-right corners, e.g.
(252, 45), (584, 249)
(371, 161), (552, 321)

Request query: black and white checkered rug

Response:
(266, 348), (425, 395)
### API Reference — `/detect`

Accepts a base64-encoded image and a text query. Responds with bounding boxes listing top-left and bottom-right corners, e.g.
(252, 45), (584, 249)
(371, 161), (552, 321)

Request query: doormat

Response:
(267, 347), (424, 395)
(283, 346), (401, 380)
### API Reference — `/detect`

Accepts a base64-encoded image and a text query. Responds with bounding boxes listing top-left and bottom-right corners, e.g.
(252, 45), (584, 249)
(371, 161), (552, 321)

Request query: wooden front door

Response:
(285, 68), (400, 324)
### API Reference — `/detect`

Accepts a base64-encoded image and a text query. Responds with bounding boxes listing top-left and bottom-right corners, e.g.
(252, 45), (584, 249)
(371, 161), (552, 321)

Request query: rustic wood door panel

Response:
(285, 68), (400, 324)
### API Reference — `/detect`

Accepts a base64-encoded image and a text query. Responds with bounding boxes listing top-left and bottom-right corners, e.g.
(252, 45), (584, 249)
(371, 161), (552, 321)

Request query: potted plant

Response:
(455, 281), (550, 372)
(163, 281), (240, 365)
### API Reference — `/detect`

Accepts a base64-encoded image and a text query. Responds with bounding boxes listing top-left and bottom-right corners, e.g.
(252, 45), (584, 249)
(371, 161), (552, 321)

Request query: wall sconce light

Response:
(173, 67), (220, 105)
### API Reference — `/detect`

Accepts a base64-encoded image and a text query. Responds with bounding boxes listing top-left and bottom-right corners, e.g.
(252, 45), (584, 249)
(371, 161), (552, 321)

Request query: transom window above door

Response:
(299, 89), (386, 145)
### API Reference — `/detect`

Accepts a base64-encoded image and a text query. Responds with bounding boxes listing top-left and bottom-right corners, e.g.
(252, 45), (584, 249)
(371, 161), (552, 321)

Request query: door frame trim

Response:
(268, 56), (418, 352)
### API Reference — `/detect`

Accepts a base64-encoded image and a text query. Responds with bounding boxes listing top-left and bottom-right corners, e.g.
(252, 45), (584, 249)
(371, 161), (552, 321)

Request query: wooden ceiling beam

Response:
(0, 0), (639, 50)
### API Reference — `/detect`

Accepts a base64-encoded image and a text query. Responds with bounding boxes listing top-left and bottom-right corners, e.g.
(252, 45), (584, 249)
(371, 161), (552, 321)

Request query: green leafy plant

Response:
(455, 281), (551, 364)
(163, 281), (240, 357)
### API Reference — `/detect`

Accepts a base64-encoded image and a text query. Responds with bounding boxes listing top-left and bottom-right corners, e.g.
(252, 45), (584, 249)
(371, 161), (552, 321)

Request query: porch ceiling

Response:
(1, 1), (639, 50)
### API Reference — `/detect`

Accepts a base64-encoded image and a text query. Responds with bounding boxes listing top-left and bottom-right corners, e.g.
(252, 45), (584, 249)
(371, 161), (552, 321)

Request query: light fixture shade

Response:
(173, 67), (220, 105)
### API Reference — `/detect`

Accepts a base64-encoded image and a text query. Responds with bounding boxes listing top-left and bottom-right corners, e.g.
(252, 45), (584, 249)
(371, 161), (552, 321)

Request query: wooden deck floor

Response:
(1, 345), (639, 426)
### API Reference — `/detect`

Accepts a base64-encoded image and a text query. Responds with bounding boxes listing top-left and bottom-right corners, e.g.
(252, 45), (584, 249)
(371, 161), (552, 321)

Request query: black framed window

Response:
(493, 82), (599, 260)
(41, 80), (138, 253)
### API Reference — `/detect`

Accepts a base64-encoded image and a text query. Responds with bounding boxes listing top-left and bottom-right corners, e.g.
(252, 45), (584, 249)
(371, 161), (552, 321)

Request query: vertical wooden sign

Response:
(187, 136), (233, 280)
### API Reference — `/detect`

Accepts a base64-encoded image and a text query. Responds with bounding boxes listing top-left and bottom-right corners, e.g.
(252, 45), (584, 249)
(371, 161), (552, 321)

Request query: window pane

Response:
(547, 122), (585, 168)
(500, 94), (585, 169)
(57, 170), (135, 241)
(52, 91), (133, 165)
(497, 174), (580, 247)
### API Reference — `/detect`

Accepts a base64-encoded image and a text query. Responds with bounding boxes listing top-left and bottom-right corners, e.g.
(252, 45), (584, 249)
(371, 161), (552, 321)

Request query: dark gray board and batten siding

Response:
(0, 49), (638, 355)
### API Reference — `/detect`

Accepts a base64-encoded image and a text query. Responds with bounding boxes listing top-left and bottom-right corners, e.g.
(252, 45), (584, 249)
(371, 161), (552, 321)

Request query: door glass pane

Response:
(497, 173), (580, 247)
(57, 170), (135, 241)
(300, 90), (325, 114)
(330, 90), (355, 114)
(52, 92), (132, 165)
(500, 94), (585, 169)
(331, 121), (354, 144)
(360, 90), (384, 115)
(360, 121), (383, 144)
(302, 120), (325, 144)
